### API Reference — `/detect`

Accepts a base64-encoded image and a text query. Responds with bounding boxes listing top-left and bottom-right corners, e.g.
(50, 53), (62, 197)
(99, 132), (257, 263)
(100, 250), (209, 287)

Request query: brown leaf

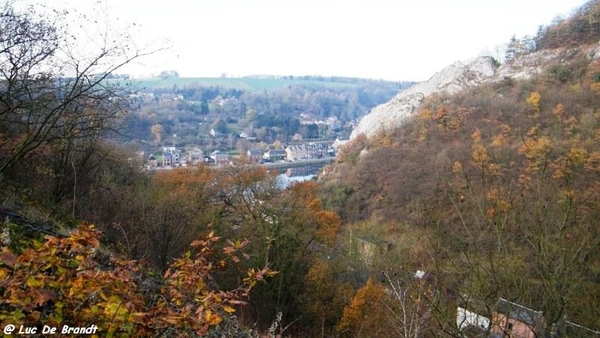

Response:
(32, 289), (56, 306)
(0, 249), (17, 268)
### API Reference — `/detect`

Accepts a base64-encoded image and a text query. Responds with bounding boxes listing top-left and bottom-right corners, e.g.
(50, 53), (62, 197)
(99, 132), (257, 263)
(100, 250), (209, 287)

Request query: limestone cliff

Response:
(350, 45), (599, 140)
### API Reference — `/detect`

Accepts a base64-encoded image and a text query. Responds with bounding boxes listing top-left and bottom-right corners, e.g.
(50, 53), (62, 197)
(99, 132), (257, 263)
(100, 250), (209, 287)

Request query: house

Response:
(332, 137), (349, 150)
(457, 306), (490, 336)
(212, 95), (225, 106)
(263, 149), (287, 162)
(247, 149), (263, 164)
(187, 147), (204, 164)
(456, 297), (491, 337)
(162, 153), (173, 167)
(203, 155), (214, 164)
(458, 297), (600, 338)
(554, 320), (600, 337)
(172, 152), (181, 166)
(356, 235), (392, 267)
(147, 154), (158, 168)
(327, 116), (342, 130)
(304, 143), (326, 158)
(490, 298), (545, 338)
(285, 143), (327, 161)
(326, 145), (336, 157)
(210, 150), (230, 167)
(285, 145), (306, 161)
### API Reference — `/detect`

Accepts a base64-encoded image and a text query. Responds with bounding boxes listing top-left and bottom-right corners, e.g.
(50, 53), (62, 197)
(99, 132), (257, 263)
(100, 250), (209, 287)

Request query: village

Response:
(143, 139), (345, 171)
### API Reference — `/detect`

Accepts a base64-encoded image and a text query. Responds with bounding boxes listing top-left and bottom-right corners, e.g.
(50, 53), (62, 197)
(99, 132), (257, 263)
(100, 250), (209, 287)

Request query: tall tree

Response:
(0, 1), (159, 182)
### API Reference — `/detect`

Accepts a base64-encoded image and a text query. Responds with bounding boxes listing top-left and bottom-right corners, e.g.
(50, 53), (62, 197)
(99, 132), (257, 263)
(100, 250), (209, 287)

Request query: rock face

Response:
(350, 45), (599, 140)
(350, 56), (498, 140)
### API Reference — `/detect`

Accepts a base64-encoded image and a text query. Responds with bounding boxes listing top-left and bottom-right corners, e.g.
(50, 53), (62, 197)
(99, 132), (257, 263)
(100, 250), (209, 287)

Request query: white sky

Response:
(30, 0), (590, 81)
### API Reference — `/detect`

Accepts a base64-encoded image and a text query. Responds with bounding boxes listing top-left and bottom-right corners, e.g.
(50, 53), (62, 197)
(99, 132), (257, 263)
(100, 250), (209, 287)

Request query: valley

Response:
(1, 1), (600, 337)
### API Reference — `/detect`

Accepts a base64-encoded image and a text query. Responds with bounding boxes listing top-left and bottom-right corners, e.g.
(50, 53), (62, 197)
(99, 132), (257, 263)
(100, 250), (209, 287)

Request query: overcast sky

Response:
(33, 0), (589, 81)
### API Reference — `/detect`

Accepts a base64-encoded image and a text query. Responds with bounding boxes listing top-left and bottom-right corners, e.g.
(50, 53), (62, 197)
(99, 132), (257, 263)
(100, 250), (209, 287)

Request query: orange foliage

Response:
(0, 224), (274, 336)
(315, 210), (342, 246)
(302, 258), (353, 336)
(153, 166), (216, 187)
(471, 144), (490, 167)
(288, 181), (341, 245)
(336, 277), (389, 337)
(519, 136), (552, 173)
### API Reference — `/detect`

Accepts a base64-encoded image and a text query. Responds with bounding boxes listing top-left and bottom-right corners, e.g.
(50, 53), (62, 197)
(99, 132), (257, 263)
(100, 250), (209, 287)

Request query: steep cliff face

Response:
(350, 56), (498, 139)
(350, 45), (598, 140)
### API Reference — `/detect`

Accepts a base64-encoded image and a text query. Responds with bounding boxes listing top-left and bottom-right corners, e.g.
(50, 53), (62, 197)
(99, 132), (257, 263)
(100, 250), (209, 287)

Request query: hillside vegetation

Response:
(321, 1), (600, 335)
(2, 0), (600, 337)
(0, 3), (331, 336)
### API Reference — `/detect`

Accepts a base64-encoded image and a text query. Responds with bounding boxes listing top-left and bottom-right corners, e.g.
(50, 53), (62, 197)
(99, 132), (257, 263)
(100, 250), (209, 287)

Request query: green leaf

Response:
(25, 275), (44, 288)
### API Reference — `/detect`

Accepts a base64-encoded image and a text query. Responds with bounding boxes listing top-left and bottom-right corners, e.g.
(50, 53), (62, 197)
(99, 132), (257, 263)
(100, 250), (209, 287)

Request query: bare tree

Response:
(383, 271), (430, 338)
(0, 1), (161, 182)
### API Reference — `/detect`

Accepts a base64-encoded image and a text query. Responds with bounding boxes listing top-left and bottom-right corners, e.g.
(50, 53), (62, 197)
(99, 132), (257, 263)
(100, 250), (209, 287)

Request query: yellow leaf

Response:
(25, 276), (44, 288)
(205, 311), (222, 325)
(99, 291), (108, 301)
(0, 267), (9, 280)
(222, 305), (236, 314)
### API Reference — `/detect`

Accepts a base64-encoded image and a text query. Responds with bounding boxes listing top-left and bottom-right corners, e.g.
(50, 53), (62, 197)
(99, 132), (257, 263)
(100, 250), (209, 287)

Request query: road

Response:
(261, 157), (335, 170)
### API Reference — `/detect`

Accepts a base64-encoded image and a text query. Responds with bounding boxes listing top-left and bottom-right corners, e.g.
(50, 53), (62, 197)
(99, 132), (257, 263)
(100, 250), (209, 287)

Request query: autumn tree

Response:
(151, 123), (164, 146)
(337, 277), (392, 337)
(0, 224), (274, 336)
(420, 90), (600, 334)
(300, 258), (353, 337)
(96, 166), (219, 271)
(209, 167), (342, 331)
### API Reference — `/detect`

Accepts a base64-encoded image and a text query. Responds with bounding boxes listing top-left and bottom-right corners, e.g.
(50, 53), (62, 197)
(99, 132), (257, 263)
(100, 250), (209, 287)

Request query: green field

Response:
(127, 77), (369, 92)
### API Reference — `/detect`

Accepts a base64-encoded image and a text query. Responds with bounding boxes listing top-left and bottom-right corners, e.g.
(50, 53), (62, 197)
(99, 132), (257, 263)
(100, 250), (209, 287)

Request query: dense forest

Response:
(2, 0), (600, 337)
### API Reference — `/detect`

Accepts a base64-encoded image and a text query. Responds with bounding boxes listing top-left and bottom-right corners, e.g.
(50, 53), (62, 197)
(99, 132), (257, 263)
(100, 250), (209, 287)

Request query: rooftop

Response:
(495, 298), (543, 327)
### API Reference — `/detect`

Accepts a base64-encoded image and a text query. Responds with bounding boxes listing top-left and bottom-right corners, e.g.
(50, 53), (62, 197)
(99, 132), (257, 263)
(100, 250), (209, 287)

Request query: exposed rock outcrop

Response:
(350, 56), (498, 139)
(351, 45), (599, 140)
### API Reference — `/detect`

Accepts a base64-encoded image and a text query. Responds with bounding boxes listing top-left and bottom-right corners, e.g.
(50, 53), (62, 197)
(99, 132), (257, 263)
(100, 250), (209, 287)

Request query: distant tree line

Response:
(502, 1), (600, 63)
(158, 69), (179, 79)
(122, 80), (410, 145)
(151, 80), (407, 121)
(535, 0), (600, 51)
